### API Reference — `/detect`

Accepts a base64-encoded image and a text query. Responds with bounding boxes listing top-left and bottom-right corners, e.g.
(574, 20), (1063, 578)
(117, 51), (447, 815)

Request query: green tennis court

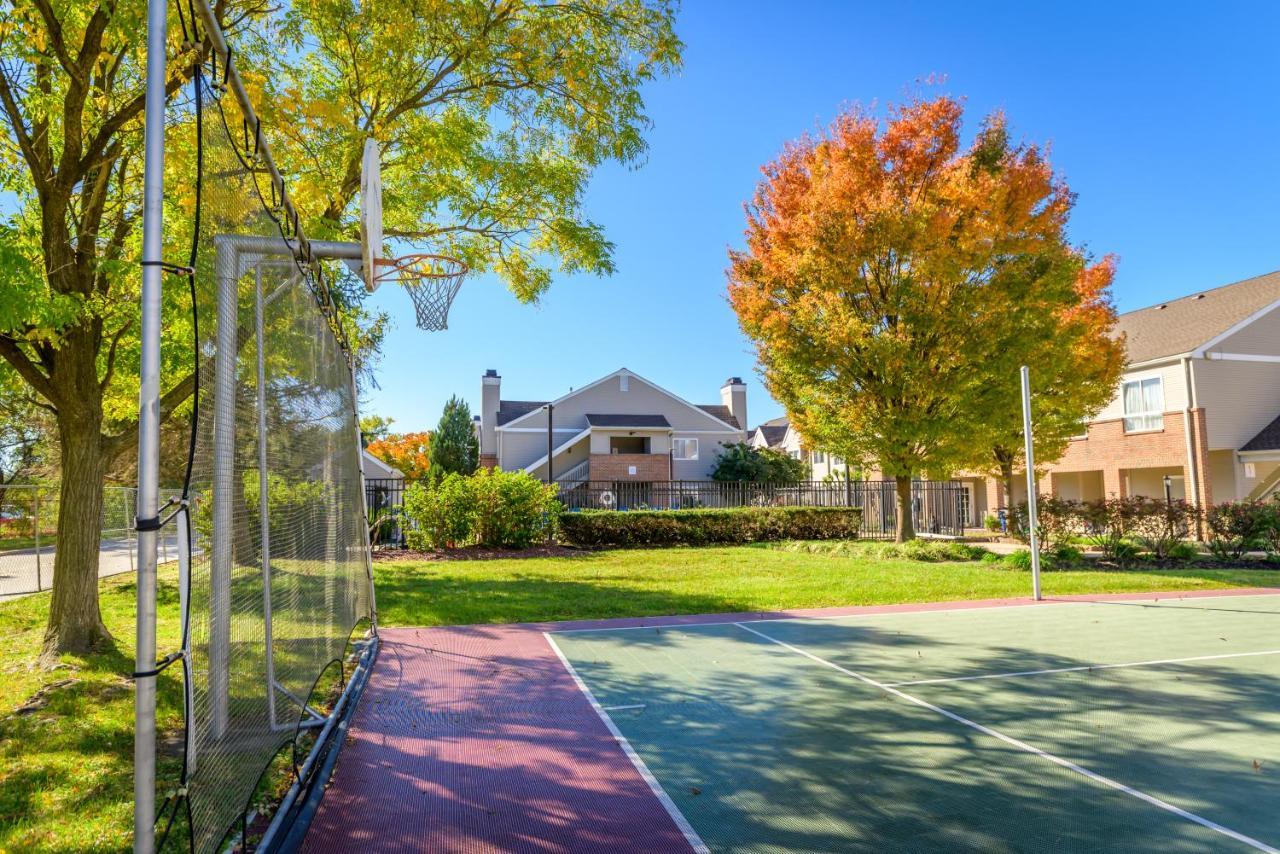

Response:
(549, 593), (1280, 853)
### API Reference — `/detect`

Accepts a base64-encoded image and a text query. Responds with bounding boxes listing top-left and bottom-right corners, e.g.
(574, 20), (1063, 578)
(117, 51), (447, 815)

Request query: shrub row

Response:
(404, 469), (561, 550)
(558, 506), (863, 548)
(1014, 494), (1280, 562)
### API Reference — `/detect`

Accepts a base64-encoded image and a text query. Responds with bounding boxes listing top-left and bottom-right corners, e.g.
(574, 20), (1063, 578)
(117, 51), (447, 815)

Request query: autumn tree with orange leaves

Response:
(366, 432), (433, 481)
(728, 95), (1123, 541)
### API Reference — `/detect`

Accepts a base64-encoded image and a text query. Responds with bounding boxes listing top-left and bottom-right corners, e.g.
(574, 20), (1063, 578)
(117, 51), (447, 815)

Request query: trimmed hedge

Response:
(558, 506), (863, 548)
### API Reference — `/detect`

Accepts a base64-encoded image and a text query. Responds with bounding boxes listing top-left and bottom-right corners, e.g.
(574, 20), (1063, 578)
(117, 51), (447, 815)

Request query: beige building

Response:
(955, 270), (1280, 525)
(749, 416), (850, 481)
(478, 368), (748, 487)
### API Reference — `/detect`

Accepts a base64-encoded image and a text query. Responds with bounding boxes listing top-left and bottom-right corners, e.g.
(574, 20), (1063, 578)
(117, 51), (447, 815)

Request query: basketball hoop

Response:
(374, 253), (468, 331)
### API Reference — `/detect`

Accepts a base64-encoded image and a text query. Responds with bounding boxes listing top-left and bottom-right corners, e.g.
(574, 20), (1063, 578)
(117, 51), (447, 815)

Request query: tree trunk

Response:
(42, 408), (112, 658)
(1000, 458), (1016, 519)
(894, 474), (915, 542)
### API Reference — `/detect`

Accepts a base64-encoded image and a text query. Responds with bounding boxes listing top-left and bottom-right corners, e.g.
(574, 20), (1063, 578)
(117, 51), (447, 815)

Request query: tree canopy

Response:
(0, 0), (682, 654)
(429, 395), (479, 477)
(366, 431), (432, 480)
(711, 442), (810, 483)
(728, 95), (1121, 540)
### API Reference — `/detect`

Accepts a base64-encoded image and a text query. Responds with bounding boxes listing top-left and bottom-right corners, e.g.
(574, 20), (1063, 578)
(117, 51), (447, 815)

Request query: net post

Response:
(1020, 366), (1042, 600)
(254, 266), (281, 730)
(134, 0), (168, 848)
(210, 236), (238, 740)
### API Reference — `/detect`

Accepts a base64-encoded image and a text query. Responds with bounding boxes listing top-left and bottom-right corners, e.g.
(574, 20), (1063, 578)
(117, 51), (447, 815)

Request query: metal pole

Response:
(254, 267), (280, 729)
(134, 0), (168, 847)
(209, 237), (237, 740)
(1020, 366), (1042, 601)
(34, 487), (42, 592)
(545, 403), (554, 484)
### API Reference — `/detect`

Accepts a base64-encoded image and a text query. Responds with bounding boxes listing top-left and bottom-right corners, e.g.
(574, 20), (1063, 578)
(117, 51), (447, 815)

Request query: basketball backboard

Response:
(359, 138), (383, 292)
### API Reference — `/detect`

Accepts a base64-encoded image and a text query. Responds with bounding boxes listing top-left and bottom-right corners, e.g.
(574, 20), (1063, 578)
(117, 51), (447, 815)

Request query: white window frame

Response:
(672, 437), (699, 460)
(1122, 376), (1165, 433)
(811, 450), (826, 464)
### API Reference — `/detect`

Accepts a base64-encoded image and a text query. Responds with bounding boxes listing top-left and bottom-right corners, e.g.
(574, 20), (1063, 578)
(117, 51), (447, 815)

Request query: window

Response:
(1122, 377), (1164, 432)
(811, 450), (826, 464)
(790, 449), (802, 460)
(672, 438), (699, 460)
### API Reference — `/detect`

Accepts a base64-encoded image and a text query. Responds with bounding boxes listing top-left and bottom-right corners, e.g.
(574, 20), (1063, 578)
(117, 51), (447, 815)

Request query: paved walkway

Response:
(0, 534), (181, 599)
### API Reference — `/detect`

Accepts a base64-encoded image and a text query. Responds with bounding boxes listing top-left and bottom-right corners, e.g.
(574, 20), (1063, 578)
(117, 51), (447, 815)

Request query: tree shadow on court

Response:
(302, 614), (1279, 853)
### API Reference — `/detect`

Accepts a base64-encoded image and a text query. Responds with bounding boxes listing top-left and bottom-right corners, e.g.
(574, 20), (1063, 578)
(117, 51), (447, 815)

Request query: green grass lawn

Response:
(372, 541), (1280, 626)
(0, 569), (185, 853)
(3, 542), (1278, 852)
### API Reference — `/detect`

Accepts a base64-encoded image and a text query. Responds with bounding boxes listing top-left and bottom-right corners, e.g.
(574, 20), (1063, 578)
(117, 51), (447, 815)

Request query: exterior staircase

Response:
(554, 459), (591, 491)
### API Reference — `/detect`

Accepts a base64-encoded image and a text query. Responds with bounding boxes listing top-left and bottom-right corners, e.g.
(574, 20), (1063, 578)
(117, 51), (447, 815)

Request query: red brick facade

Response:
(1042, 409), (1211, 506)
(479, 454), (498, 470)
(587, 453), (671, 486)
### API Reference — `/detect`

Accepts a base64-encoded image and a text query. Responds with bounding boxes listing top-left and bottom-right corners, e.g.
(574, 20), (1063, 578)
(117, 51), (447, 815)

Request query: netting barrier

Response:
(148, 6), (377, 851)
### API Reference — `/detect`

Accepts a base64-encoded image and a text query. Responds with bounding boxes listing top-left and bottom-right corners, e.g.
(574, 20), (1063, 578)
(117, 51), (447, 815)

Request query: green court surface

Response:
(549, 594), (1280, 853)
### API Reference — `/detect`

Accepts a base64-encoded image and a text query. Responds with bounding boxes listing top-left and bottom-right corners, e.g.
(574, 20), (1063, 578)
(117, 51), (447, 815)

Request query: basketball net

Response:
(375, 253), (468, 331)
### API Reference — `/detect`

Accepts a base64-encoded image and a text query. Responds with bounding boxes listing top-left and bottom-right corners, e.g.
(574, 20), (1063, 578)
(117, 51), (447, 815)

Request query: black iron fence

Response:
(364, 477), (966, 547)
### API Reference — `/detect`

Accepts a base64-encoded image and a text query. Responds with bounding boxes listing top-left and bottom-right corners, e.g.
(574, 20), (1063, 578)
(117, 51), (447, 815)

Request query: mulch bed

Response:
(373, 544), (594, 562)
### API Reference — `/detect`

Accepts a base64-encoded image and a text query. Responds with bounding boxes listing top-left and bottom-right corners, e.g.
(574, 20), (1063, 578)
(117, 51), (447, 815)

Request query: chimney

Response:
(481, 369), (501, 458)
(721, 376), (747, 436)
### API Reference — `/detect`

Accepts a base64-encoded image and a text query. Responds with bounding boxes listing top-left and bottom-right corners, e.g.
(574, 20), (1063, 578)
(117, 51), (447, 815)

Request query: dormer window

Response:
(1122, 377), (1164, 432)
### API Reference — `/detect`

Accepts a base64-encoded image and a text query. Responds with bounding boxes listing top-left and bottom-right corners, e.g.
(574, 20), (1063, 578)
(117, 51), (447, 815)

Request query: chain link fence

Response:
(0, 484), (182, 598)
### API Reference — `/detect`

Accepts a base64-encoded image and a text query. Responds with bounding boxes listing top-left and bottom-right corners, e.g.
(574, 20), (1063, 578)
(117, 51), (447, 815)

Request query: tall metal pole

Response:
(545, 403), (554, 484)
(134, 0), (168, 848)
(1020, 366), (1042, 601)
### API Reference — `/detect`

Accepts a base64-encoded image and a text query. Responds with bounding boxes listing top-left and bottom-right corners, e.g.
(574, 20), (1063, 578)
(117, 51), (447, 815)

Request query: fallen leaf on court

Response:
(690, 787), (701, 795)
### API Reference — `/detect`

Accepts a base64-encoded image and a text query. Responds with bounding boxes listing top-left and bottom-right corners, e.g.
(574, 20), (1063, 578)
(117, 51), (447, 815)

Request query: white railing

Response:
(555, 459), (591, 490)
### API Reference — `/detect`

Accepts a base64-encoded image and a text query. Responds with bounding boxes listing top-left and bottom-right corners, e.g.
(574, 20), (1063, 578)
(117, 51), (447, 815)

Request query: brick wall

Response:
(479, 454), (498, 470)
(1044, 409), (1211, 502)
(588, 453), (671, 485)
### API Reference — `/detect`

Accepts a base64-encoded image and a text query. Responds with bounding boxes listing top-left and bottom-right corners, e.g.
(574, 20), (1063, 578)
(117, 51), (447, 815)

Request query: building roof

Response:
(1242, 413), (1280, 453)
(755, 424), (789, 448)
(585, 413), (671, 428)
(697, 404), (739, 429)
(495, 400), (546, 425)
(749, 416), (789, 448)
(1117, 270), (1280, 363)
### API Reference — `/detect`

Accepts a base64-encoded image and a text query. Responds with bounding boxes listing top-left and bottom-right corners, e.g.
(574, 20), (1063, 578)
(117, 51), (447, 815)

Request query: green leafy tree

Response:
(711, 442), (810, 483)
(0, 0), (680, 654)
(971, 257), (1124, 511)
(360, 414), (394, 444)
(429, 395), (479, 476)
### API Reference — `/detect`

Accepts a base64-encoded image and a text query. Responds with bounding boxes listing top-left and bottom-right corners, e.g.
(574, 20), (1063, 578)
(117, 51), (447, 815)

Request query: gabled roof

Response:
(755, 424), (789, 448)
(697, 405), (739, 430)
(751, 416), (790, 448)
(1242, 413), (1280, 453)
(495, 368), (743, 433)
(585, 413), (671, 428)
(1118, 270), (1280, 363)
(495, 400), (546, 425)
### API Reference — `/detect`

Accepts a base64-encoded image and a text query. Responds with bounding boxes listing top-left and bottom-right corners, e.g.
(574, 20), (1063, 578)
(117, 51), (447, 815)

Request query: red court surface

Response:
(300, 588), (1279, 853)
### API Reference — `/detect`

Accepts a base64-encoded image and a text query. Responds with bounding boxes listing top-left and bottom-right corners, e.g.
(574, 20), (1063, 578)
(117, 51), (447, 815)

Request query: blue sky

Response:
(361, 0), (1280, 433)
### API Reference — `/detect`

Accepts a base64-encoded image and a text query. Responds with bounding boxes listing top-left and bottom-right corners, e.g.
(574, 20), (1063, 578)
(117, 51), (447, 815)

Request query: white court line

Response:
(734, 622), (1279, 853)
(543, 633), (709, 854)
(603, 703), (647, 712)
(554, 600), (1066, 634)
(886, 648), (1280, 687)
(551, 590), (1280, 635)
